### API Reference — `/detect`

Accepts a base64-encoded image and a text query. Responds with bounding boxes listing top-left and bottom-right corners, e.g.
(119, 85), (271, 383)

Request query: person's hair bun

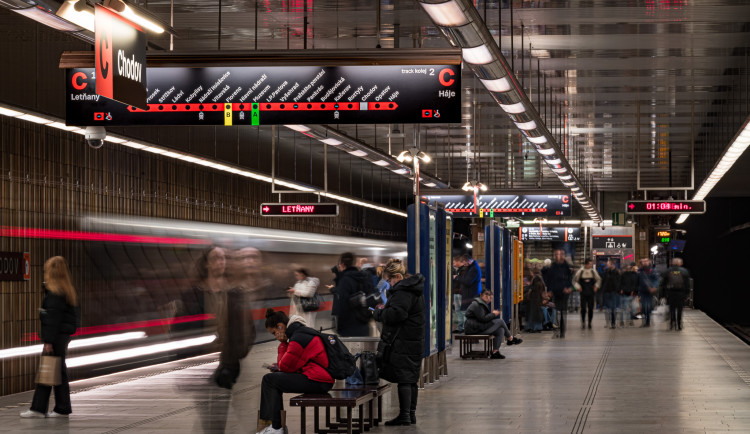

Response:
(265, 308), (275, 318)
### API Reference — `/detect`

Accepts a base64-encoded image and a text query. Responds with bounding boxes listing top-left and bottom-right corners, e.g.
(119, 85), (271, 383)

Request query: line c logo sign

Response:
(439, 68), (455, 87)
(71, 72), (88, 90)
(562, 195), (570, 203)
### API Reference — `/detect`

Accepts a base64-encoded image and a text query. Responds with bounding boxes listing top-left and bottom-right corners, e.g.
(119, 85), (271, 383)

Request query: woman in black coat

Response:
(21, 256), (79, 419)
(373, 258), (425, 426)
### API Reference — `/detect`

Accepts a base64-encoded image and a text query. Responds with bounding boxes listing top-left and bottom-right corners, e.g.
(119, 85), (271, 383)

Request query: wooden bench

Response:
(330, 383), (392, 428)
(289, 389), (374, 434)
(455, 334), (494, 359)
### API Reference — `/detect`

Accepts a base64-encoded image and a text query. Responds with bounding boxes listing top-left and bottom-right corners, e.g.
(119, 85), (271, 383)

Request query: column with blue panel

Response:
(484, 221), (502, 315)
(501, 228), (514, 323)
(407, 203), (432, 382)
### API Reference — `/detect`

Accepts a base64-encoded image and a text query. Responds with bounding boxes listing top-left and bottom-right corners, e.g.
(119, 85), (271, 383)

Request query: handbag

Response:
(375, 327), (401, 371)
(36, 355), (61, 386)
(359, 351), (379, 385)
(299, 293), (321, 312)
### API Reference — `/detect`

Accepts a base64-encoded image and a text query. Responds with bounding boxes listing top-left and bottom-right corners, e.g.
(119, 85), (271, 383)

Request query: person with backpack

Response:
(331, 252), (371, 336)
(373, 258), (425, 426)
(660, 258), (691, 330)
(572, 259), (602, 329)
(257, 309), (336, 434)
(21, 256), (80, 419)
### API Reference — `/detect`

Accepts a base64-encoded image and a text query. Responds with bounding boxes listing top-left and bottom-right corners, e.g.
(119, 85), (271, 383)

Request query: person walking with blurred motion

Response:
(544, 249), (573, 338)
(373, 259), (425, 426)
(525, 264), (546, 333)
(465, 290), (523, 358)
(572, 259), (601, 329)
(638, 258), (660, 327)
(620, 262), (639, 326)
(287, 268), (320, 329)
(331, 252), (371, 336)
(21, 256), (79, 419)
(600, 260), (621, 329)
(660, 258), (691, 330)
(257, 309), (334, 434)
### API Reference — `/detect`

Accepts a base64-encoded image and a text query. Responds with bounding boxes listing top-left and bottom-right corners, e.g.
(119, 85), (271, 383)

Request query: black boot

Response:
(409, 384), (418, 424)
(386, 384), (413, 426)
(385, 412), (411, 426)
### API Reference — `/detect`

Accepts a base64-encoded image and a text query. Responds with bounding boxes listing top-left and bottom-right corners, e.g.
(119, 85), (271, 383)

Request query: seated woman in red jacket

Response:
(257, 309), (334, 434)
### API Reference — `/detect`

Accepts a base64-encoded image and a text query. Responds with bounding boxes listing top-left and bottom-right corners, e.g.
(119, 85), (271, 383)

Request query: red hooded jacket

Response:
(276, 321), (334, 383)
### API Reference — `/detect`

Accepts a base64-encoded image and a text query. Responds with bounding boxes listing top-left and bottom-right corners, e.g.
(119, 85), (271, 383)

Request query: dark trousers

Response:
(397, 383), (418, 415)
(669, 302), (684, 328)
(554, 294), (569, 337)
(481, 319), (511, 351)
(604, 293), (619, 327)
(580, 294), (595, 325)
(31, 335), (72, 415)
(260, 372), (332, 429)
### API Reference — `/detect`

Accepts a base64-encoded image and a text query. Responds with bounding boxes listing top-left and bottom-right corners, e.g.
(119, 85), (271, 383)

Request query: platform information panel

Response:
(426, 192), (572, 217)
(520, 226), (581, 242)
(66, 64), (461, 126)
(260, 203), (338, 217)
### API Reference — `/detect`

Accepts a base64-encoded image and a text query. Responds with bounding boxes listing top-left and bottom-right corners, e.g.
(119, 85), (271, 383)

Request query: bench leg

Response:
(314, 406), (319, 433)
(300, 407), (306, 434)
(358, 404), (365, 432)
(367, 399), (374, 430)
(376, 395), (383, 425)
(347, 407), (353, 434)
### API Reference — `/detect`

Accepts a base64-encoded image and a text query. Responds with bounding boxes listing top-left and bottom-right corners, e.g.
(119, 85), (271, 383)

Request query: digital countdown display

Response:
(260, 203), (339, 217)
(625, 200), (706, 215)
(66, 64), (461, 126)
(425, 192), (572, 218)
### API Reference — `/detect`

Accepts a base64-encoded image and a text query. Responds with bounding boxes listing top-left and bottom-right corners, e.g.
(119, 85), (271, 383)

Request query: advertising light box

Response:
(521, 227), (581, 242)
(426, 192), (572, 217)
(66, 64), (461, 126)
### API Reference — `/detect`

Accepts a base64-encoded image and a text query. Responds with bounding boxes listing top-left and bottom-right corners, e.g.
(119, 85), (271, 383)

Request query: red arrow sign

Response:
(628, 203), (635, 210)
(262, 206), (270, 213)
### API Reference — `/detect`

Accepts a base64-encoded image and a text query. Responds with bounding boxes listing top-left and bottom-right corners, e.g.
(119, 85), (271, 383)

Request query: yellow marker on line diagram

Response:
(224, 104), (232, 126)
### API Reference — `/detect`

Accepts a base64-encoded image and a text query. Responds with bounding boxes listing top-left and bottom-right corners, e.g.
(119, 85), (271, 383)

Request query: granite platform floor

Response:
(1, 309), (748, 433)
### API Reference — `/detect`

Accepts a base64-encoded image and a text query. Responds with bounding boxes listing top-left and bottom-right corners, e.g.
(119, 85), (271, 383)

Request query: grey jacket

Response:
(464, 297), (498, 335)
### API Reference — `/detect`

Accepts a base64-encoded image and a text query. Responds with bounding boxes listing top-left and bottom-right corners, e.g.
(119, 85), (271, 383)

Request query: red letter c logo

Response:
(439, 68), (455, 87)
(72, 72), (87, 90)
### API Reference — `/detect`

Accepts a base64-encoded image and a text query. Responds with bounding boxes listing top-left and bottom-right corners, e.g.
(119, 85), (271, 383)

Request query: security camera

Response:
(85, 126), (106, 149)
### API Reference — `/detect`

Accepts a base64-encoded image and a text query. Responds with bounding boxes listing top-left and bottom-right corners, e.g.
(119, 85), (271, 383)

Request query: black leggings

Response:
(580, 294), (595, 325)
(397, 383), (418, 414)
(259, 372), (332, 429)
(31, 335), (71, 415)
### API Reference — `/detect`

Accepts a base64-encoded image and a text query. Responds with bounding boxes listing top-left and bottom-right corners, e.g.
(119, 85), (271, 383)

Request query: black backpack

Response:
(667, 269), (684, 290)
(295, 327), (357, 380)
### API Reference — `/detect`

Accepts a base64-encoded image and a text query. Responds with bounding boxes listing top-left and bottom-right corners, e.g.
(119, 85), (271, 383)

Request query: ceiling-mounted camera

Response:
(85, 126), (106, 149)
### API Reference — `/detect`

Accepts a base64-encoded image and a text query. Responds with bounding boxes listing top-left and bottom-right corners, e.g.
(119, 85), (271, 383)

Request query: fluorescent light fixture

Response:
(571, 186), (581, 192)
(514, 120), (537, 130)
(18, 113), (52, 124)
(104, 0), (165, 33)
(536, 147), (555, 155)
(348, 150), (368, 157)
(546, 158), (562, 165)
(393, 168), (408, 175)
(480, 77), (511, 93)
(48, 122), (80, 132)
(419, 0), (468, 27)
(14, 4), (84, 32)
(320, 138), (342, 146)
(552, 168), (568, 174)
(559, 175), (572, 180)
(67, 335), (216, 368)
(373, 160), (390, 167)
(462, 45), (494, 65)
(143, 146), (167, 154)
(424, 182), (437, 187)
(527, 135), (548, 144)
(105, 135), (127, 143)
(562, 181), (576, 187)
(675, 214), (688, 224)
(0, 106), (23, 117)
(122, 141), (147, 149)
(285, 124), (311, 132)
(56, 0), (95, 32)
(499, 102), (526, 114)
(465, 243), (473, 249)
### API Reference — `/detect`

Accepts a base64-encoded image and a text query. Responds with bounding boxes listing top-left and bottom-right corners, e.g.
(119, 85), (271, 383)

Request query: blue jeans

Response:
(619, 295), (633, 323)
(604, 293), (619, 327)
(640, 294), (654, 325)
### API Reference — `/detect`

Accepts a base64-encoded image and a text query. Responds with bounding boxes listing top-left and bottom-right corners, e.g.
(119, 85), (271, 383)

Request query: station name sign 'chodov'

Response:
(66, 63), (461, 126)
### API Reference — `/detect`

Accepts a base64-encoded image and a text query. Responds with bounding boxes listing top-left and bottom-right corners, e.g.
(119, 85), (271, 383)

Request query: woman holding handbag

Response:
(21, 256), (79, 419)
(287, 268), (320, 329)
(372, 258), (425, 426)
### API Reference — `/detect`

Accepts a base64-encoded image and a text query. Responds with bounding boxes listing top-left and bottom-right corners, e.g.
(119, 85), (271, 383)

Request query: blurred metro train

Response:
(1, 215), (406, 380)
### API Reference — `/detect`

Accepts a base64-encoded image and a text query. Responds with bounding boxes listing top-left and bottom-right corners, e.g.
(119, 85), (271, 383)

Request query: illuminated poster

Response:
(66, 64), (461, 126)
(429, 210), (438, 355)
(445, 216), (453, 349)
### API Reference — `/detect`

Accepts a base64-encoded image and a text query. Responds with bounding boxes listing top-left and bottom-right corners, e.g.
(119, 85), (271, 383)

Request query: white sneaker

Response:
(19, 410), (46, 418)
(256, 425), (284, 434)
(46, 411), (69, 418)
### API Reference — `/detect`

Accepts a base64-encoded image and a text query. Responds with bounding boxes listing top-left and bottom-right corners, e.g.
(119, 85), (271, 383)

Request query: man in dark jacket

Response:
(453, 253), (482, 332)
(600, 260), (621, 329)
(660, 258), (691, 330)
(465, 290), (522, 359)
(619, 262), (639, 326)
(331, 252), (370, 337)
(543, 249), (573, 338)
(373, 261), (425, 426)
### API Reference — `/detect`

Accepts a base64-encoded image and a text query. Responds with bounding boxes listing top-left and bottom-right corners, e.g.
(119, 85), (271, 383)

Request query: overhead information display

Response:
(426, 193), (572, 217)
(521, 227), (581, 242)
(625, 200), (706, 215)
(66, 64), (461, 126)
(260, 203), (339, 217)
